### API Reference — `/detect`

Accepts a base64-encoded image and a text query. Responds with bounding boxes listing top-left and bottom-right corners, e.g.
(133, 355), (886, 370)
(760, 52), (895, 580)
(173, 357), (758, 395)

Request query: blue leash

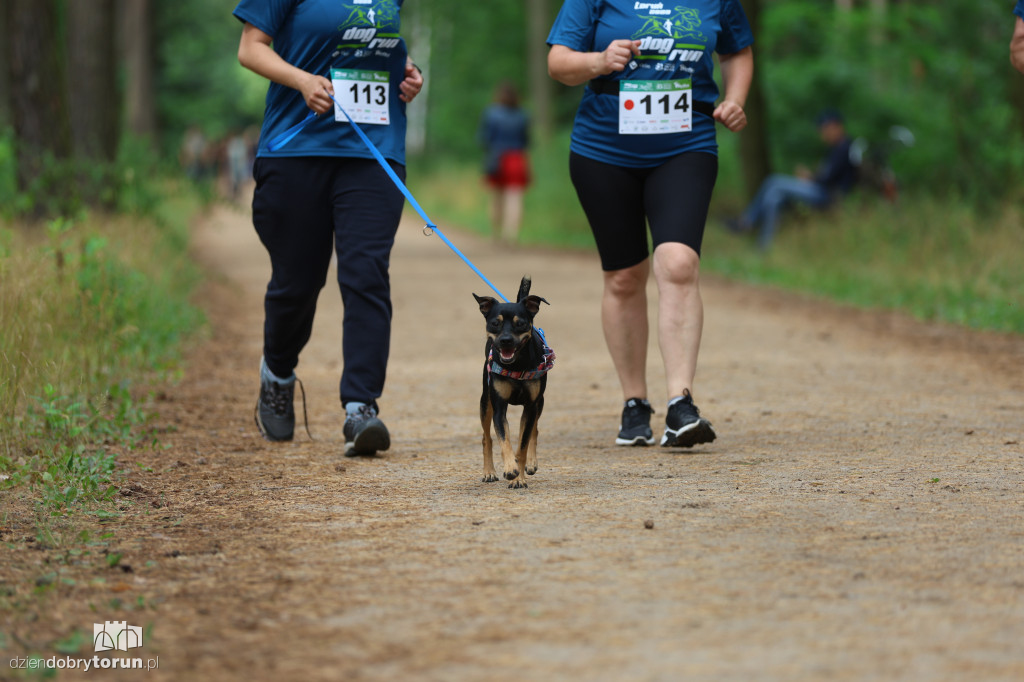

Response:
(267, 97), (510, 304)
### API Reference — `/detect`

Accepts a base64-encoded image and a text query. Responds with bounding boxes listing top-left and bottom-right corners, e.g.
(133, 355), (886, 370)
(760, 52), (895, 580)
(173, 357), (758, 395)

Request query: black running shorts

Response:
(569, 151), (718, 271)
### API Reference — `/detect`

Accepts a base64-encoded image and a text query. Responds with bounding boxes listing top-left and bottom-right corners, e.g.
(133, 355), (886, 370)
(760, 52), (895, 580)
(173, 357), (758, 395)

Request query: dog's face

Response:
(474, 295), (545, 365)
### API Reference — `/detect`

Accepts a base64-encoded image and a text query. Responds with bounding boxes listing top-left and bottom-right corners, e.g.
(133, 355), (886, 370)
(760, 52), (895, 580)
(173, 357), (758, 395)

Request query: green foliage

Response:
(758, 0), (1024, 201)
(0, 202), (205, 520)
(0, 128), (169, 220)
(701, 192), (1024, 333)
(404, 3), (531, 157)
(155, 0), (268, 146)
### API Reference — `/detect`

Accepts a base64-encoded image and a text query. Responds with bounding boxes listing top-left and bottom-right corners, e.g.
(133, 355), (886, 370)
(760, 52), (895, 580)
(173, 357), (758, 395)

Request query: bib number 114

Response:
(618, 79), (692, 135)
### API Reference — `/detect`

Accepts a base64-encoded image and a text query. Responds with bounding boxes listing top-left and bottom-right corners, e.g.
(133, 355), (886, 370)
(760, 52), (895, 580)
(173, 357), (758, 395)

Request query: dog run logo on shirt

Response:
(333, 2), (402, 57)
(631, 4), (707, 65)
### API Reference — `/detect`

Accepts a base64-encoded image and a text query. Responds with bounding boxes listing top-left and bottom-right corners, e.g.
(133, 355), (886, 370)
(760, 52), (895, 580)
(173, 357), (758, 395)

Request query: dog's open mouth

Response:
(498, 347), (517, 363)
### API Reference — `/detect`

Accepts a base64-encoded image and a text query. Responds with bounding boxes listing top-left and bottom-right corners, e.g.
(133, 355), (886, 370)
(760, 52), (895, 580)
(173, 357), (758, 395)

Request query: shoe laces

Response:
(255, 377), (313, 440)
(667, 394), (701, 422)
(262, 380), (294, 416)
(347, 403), (377, 425)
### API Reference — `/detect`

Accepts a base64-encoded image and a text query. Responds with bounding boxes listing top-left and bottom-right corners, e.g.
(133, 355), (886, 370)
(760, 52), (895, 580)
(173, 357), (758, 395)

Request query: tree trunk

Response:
(0, 7), (10, 129)
(68, 0), (119, 162)
(737, 0), (771, 199)
(525, 0), (553, 141)
(7, 0), (72, 197)
(120, 0), (157, 142)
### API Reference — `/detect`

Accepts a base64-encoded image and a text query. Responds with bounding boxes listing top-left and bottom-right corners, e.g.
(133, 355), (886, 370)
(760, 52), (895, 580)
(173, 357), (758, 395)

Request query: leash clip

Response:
(422, 224), (434, 236)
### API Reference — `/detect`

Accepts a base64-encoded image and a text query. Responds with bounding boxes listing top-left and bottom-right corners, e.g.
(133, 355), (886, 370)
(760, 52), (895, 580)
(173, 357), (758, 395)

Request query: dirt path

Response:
(15, 202), (1024, 681)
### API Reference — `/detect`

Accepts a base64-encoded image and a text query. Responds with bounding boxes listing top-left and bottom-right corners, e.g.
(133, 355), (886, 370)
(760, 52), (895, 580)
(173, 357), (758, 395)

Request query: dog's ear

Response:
(473, 293), (497, 316)
(523, 295), (549, 316)
(516, 275), (533, 303)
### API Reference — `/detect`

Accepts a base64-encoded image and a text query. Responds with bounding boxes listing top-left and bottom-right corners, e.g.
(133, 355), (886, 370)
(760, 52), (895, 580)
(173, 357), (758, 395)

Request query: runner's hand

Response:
(300, 74), (334, 115)
(598, 39), (641, 75)
(713, 99), (747, 132)
(399, 60), (423, 103)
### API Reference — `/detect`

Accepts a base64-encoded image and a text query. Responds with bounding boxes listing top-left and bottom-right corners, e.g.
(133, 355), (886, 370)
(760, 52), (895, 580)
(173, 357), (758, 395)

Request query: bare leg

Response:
(652, 242), (702, 399)
(601, 260), (651, 401)
(502, 188), (524, 243)
(490, 190), (503, 241)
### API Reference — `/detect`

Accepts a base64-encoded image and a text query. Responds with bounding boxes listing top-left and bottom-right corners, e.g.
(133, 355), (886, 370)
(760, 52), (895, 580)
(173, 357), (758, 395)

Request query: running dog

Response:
(474, 276), (554, 489)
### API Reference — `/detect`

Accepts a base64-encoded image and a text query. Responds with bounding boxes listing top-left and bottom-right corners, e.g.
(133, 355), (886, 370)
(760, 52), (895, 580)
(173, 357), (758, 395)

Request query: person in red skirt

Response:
(479, 81), (531, 244)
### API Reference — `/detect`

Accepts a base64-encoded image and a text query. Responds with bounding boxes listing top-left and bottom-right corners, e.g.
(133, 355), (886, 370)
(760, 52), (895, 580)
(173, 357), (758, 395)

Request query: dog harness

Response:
(488, 344), (556, 381)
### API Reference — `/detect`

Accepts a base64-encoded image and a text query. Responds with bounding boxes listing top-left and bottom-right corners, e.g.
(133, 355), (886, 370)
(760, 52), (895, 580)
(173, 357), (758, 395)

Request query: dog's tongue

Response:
(500, 348), (516, 362)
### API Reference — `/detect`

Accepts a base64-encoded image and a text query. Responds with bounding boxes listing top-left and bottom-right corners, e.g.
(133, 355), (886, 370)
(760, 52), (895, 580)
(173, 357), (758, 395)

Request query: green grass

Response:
(411, 136), (1024, 335)
(0, 185), (206, 535)
(701, 195), (1024, 333)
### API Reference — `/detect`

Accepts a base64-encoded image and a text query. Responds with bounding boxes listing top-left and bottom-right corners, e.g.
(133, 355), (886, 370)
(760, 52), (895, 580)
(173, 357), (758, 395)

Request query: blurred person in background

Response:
(479, 81), (531, 244)
(726, 109), (856, 250)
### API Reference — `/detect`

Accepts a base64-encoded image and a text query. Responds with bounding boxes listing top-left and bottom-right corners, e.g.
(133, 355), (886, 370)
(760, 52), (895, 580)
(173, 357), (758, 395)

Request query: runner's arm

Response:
(547, 40), (641, 87)
(1012, 17), (1024, 73)
(237, 22), (334, 115)
(714, 46), (753, 133)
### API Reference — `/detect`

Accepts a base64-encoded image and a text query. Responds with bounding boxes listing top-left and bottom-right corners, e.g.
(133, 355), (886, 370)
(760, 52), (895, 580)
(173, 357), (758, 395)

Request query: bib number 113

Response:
(331, 68), (390, 125)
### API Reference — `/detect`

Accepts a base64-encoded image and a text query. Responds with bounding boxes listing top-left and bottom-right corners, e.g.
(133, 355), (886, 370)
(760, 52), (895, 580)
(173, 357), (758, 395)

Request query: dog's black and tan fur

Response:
(474, 276), (549, 489)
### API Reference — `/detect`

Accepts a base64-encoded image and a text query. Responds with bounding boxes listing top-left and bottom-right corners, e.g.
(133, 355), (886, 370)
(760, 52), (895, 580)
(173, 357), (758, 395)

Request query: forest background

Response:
(1, 1), (1023, 527)
(4, 1), (1024, 329)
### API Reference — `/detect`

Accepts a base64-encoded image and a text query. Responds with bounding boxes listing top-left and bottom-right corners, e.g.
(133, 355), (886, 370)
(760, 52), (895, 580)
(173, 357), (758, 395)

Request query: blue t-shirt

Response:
(547, 0), (753, 167)
(1016, 1), (1024, 19)
(233, 0), (408, 163)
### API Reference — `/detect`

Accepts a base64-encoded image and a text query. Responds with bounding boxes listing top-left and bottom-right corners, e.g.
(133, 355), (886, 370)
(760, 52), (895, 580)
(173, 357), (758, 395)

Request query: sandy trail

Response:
(9, 200), (1024, 681)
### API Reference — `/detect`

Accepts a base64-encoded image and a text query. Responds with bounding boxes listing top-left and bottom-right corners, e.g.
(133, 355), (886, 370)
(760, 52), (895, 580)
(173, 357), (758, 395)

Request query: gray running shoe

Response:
(255, 378), (295, 442)
(660, 392), (716, 447)
(616, 398), (655, 446)
(343, 404), (391, 456)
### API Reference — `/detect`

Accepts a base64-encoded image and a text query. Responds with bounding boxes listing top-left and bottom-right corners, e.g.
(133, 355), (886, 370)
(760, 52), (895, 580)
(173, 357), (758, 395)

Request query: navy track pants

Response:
(251, 156), (405, 408)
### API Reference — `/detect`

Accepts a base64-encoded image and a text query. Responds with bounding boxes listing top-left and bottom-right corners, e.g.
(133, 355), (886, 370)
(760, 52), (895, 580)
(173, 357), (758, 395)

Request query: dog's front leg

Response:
(491, 404), (518, 482)
(524, 395), (542, 476)
(511, 405), (538, 488)
(517, 409), (538, 477)
(525, 420), (539, 476)
(489, 379), (519, 482)
(481, 392), (498, 483)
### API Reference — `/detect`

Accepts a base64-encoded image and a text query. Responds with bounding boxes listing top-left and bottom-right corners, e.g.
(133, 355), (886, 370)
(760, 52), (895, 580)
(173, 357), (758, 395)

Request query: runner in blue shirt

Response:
(547, 0), (753, 449)
(234, 0), (423, 455)
(1012, 0), (1024, 73)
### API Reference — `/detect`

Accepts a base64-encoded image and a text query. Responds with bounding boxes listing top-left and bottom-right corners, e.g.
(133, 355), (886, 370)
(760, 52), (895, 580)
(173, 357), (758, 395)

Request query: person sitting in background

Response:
(727, 109), (856, 250)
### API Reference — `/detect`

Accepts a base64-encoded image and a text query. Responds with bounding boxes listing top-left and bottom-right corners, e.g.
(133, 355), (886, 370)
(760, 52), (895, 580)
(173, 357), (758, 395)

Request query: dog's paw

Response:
(508, 479), (528, 489)
(526, 465), (537, 476)
(503, 469), (519, 481)
(482, 473), (499, 483)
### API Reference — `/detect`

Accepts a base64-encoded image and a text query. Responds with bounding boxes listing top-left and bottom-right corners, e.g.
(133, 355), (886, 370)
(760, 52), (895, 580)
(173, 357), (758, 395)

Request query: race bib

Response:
(618, 79), (692, 135)
(331, 69), (390, 125)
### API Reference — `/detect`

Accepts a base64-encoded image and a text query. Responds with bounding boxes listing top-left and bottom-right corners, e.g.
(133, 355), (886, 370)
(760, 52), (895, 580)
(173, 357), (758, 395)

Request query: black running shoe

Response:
(661, 392), (716, 448)
(255, 378), (295, 442)
(616, 398), (655, 446)
(343, 404), (391, 456)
